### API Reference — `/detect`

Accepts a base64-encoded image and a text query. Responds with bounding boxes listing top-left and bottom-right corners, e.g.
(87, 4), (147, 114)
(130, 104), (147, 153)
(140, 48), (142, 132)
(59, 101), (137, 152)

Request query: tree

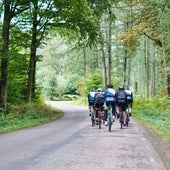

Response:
(0, 0), (29, 111)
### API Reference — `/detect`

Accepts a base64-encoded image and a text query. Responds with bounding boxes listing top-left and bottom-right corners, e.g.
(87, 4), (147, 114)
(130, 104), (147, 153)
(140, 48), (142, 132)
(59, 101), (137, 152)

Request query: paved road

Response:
(0, 101), (168, 170)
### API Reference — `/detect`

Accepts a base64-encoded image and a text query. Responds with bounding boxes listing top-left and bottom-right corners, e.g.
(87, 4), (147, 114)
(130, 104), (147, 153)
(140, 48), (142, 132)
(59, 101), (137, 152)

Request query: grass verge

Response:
(133, 98), (170, 149)
(0, 103), (63, 133)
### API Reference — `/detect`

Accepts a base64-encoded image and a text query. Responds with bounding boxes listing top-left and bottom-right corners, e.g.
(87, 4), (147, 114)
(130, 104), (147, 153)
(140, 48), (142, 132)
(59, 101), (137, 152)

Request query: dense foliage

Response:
(133, 99), (170, 149)
(0, 103), (62, 133)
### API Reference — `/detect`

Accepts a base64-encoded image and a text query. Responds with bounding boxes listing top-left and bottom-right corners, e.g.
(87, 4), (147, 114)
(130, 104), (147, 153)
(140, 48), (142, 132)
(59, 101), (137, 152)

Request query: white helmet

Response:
(97, 88), (102, 92)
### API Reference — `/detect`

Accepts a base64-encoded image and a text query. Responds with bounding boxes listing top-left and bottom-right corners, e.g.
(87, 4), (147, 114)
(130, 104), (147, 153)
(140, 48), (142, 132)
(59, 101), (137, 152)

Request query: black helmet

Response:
(119, 86), (124, 91)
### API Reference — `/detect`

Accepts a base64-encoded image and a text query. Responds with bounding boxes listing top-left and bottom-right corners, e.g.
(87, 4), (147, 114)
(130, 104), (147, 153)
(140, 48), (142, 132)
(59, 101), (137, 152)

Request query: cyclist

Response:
(104, 84), (116, 126)
(116, 86), (127, 126)
(124, 85), (133, 116)
(87, 88), (95, 116)
(94, 88), (104, 123)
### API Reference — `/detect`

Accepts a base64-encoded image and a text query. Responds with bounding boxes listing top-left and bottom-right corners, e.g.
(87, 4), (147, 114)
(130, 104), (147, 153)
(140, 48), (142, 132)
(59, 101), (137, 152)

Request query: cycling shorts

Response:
(88, 101), (94, 106)
(117, 103), (126, 111)
(94, 102), (104, 109)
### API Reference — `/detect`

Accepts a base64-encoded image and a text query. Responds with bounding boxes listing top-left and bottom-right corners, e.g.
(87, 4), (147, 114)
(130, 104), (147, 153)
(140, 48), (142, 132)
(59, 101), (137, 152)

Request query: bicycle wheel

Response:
(91, 108), (95, 126)
(126, 119), (129, 127)
(99, 119), (102, 129)
(120, 112), (123, 129)
(126, 112), (129, 127)
(98, 109), (102, 129)
(108, 109), (112, 132)
(108, 117), (112, 132)
(91, 115), (95, 126)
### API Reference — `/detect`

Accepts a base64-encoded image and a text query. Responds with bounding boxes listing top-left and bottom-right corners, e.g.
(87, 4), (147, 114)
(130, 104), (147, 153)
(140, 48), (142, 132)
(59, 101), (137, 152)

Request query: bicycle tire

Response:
(121, 122), (123, 129)
(126, 120), (129, 127)
(126, 115), (129, 127)
(120, 112), (123, 129)
(126, 110), (129, 127)
(108, 113), (112, 132)
(91, 108), (95, 126)
(92, 119), (95, 126)
(99, 120), (101, 129)
(108, 124), (112, 132)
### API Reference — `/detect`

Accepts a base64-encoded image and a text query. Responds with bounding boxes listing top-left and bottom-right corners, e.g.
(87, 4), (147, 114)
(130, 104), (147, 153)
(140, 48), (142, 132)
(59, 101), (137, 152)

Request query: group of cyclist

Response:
(88, 84), (133, 126)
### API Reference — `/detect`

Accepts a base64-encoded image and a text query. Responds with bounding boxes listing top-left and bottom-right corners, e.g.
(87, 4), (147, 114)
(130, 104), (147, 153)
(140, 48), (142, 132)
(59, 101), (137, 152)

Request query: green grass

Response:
(133, 99), (170, 149)
(0, 103), (63, 133)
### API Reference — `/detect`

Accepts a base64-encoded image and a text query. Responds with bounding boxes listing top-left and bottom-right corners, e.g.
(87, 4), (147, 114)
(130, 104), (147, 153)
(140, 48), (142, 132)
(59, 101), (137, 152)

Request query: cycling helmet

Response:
(124, 85), (129, 90)
(90, 88), (95, 92)
(97, 88), (102, 92)
(119, 86), (124, 91)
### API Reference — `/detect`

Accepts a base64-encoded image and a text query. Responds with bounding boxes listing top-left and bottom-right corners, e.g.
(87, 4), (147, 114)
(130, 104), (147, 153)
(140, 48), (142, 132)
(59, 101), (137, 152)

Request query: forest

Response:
(0, 0), (170, 110)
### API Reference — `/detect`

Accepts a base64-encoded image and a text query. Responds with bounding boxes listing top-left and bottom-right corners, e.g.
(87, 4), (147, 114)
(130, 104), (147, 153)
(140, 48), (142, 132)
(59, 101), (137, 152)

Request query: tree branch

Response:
(143, 32), (162, 47)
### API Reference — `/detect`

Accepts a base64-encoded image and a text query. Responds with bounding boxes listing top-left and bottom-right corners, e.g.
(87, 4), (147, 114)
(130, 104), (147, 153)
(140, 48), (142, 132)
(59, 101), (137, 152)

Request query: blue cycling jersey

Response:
(105, 88), (116, 102)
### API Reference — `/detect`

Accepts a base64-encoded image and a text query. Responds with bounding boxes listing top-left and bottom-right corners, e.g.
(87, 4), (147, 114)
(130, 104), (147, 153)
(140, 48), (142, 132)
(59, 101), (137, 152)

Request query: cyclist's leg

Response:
(111, 101), (116, 121)
(116, 105), (120, 119)
(122, 104), (127, 125)
(104, 102), (109, 126)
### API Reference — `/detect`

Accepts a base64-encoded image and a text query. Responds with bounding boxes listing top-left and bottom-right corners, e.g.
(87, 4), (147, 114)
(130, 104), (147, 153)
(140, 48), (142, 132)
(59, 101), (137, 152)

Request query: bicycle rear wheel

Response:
(108, 112), (112, 132)
(121, 122), (123, 129)
(98, 120), (101, 129)
(120, 112), (123, 129)
(91, 108), (95, 126)
(109, 125), (111, 132)
(91, 117), (95, 126)
(126, 113), (129, 127)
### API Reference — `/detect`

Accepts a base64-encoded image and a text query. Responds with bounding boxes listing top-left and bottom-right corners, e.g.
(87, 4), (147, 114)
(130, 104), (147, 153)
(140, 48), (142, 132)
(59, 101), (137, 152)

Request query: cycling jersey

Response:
(104, 88), (116, 102)
(124, 89), (133, 103)
(88, 91), (95, 105)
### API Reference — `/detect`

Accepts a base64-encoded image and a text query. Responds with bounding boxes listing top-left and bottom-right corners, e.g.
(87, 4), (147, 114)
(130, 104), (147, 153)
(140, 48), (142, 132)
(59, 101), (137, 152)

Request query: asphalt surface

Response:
(0, 101), (169, 170)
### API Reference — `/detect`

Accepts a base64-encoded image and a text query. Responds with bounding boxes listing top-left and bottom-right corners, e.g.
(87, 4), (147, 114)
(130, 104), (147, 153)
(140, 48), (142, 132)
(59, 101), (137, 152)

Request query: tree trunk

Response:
(123, 49), (127, 84)
(100, 42), (107, 88)
(0, 0), (11, 111)
(145, 37), (149, 98)
(127, 59), (131, 85)
(83, 47), (87, 75)
(150, 44), (155, 96)
(159, 48), (167, 97)
(168, 75), (170, 96)
(107, 4), (112, 85)
(26, 0), (38, 102)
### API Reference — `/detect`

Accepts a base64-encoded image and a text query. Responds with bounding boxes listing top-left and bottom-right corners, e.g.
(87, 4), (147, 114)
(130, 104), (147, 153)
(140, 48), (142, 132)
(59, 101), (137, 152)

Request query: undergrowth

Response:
(0, 103), (63, 133)
(133, 98), (170, 149)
